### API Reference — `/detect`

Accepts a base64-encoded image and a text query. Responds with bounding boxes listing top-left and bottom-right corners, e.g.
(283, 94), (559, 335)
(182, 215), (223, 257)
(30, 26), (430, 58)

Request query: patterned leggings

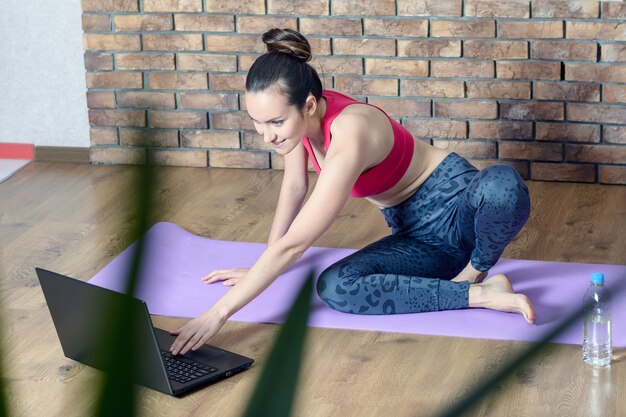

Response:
(316, 153), (531, 315)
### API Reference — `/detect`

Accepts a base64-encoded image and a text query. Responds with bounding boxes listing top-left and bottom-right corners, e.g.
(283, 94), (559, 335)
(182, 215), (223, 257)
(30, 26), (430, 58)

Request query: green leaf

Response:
(438, 278), (626, 417)
(0, 309), (8, 417)
(241, 273), (314, 417)
(92, 164), (156, 417)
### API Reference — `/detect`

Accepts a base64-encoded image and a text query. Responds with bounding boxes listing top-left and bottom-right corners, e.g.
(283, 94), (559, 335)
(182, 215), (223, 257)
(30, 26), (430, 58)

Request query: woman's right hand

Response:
(202, 268), (250, 286)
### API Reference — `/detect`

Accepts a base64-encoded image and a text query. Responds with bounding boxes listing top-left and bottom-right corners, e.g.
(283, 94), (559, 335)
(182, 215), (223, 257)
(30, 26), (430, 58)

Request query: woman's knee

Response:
(478, 165), (530, 216)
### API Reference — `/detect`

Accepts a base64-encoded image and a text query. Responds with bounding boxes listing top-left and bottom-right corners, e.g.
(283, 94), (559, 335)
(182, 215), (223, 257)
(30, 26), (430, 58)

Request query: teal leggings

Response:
(316, 153), (530, 315)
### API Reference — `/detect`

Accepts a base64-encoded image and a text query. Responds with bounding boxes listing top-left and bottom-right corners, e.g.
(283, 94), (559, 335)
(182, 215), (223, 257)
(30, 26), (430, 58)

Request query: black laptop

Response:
(36, 268), (254, 396)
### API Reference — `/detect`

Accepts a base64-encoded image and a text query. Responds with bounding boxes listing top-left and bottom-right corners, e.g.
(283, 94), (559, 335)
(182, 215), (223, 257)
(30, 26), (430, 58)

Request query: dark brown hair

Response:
(245, 28), (323, 110)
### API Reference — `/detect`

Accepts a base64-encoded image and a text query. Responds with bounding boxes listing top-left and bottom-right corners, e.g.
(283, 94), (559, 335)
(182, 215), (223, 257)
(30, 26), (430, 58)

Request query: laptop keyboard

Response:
(161, 350), (218, 384)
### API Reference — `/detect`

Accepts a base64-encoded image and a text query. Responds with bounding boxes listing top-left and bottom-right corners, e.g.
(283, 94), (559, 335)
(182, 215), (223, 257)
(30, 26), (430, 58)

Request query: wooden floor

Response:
(1, 161), (625, 417)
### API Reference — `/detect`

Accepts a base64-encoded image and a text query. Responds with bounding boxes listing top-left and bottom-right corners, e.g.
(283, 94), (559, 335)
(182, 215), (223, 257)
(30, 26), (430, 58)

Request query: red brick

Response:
(90, 147), (146, 165)
(242, 132), (273, 151)
(497, 61), (561, 80)
(602, 44), (626, 63)
(403, 119), (467, 138)
(144, 0), (202, 12)
(149, 73), (208, 90)
(177, 54), (237, 71)
(498, 21), (563, 39)
(531, 162), (596, 182)
(210, 74), (247, 91)
(81, 0), (138, 12)
(266, 0), (328, 15)
(603, 126), (626, 144)
(534, 82), (600, 101)
(86, 72), (143, 89)
(143, 34), (203, 51)
(465, 0), (529, 18)
(367, 98), (431, 117)
(335, 77), (398, 96)
(365, 19), (427, 37)
(536, 122), (600, 143)
(209, 150), (270, 168)
(148, 149), (208, 167)
(203, 0), (263, 12)
(238, 17), (298, 35)
(464, 40), (528, 59)
(402, 80), (464, 98)
(533, 0), (599, 18)
(333, 38), (396, 56)
(431, 60), (494, 78)
(466, 81), (531, 99)
(332, 0), (395, 15)
(365, 59), (428, 77)
(206, 35), (265, 54)
(116, 92), (176, 109)
(567, 22), (626, 41)
(566, 144), (626, 164)
(599, 165), (626, 185)
(84, 53), (113, 70)
(435, 100), (497, 119)
(501, 102), (564, 121)
(83, 34), (141, 51)
(567, 103), (626, 124)
(431, 20), (495, 38)
(272, 152), (318, 171)
(500, 141), (563, 161)
(89, 110), (146, 127)
(602, 2), (626, 19)
(83, 14), (111, 31)
(311, 57), (363, 75)
(182, 130), (240, 148)
(116, 53), (175, 70)
(432, 140), (496, 158)
(174, 15), (232, 32)
(212, 112), (255, 130)
(299, 18), (360, 36)
(398, 40), (460, 57)
(309, 38), (332, 55)
(566, 63), (626, 83)
(114, 14), (173, 31)
(180, 93), (239, 110)
(90, 127), (118, 145)
(119, 129), (179, 147)
(87, 91), (115, 109)
(531, 41), (597, 61)
(468, 159), (529, 179)
(604, 85), (626, 103)
(397, 0), (462, 16)
(150, 112), (208, 129)
(470, 121), (533, 139)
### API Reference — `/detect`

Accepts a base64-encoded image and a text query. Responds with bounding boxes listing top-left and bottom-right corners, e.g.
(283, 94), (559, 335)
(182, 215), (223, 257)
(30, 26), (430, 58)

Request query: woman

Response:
(170, 28), (535, 356)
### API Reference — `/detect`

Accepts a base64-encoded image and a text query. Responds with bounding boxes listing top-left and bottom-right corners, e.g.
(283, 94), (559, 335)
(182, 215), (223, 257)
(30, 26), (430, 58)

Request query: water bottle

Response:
(582, 272), (612, 367)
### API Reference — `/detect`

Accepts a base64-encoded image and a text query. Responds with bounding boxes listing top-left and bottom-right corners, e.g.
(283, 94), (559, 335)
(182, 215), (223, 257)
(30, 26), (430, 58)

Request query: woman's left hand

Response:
(169, 309), (227, 355)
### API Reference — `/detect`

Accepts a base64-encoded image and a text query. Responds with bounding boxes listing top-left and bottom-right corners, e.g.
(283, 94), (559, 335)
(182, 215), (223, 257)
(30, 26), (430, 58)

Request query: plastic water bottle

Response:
(582, 272), (612, 367)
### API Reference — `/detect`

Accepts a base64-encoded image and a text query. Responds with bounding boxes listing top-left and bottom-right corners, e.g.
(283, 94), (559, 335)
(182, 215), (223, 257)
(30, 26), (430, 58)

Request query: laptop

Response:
(36, 268), (254, 396)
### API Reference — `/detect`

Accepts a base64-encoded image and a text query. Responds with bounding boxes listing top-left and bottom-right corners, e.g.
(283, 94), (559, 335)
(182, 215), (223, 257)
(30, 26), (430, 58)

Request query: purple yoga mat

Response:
(89, 222), (626, 347)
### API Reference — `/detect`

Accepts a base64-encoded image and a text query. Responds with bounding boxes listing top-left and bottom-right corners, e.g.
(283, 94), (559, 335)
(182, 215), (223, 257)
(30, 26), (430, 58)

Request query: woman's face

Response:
(245, 88), (308, 155)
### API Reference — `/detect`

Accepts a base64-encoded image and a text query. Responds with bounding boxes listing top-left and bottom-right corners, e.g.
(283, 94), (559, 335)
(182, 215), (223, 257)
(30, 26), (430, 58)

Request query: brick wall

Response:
(82, 0), (626, 184)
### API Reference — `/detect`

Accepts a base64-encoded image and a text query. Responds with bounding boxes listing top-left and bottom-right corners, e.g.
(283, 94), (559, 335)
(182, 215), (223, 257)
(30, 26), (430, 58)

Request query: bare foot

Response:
(452, 270), (488, 284)
(468, 273), (535, 324)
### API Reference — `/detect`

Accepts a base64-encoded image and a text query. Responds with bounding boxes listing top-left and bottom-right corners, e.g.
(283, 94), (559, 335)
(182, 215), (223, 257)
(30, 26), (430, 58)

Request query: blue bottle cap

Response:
(590, 272), (605, 285)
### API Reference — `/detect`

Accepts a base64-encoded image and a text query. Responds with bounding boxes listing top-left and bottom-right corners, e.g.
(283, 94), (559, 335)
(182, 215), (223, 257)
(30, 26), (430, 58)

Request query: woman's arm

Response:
(267, 142), (310, 246)
(170, 128), (370, 355)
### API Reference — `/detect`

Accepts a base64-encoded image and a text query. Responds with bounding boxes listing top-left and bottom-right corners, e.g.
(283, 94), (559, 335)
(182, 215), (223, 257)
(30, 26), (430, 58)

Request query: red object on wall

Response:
(0, 143), (34, 160)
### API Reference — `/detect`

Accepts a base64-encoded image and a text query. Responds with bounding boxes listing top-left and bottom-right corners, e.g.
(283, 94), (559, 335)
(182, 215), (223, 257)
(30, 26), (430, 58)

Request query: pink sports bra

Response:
(301, 90), (415, 198)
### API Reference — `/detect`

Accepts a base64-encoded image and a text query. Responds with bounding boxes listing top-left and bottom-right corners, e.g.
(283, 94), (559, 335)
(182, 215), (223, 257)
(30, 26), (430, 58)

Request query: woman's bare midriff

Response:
(366, 139), (450, 209)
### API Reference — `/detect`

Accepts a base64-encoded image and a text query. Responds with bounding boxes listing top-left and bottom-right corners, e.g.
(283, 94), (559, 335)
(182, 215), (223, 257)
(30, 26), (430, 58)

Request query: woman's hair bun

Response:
(262, 28), (312, 63)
